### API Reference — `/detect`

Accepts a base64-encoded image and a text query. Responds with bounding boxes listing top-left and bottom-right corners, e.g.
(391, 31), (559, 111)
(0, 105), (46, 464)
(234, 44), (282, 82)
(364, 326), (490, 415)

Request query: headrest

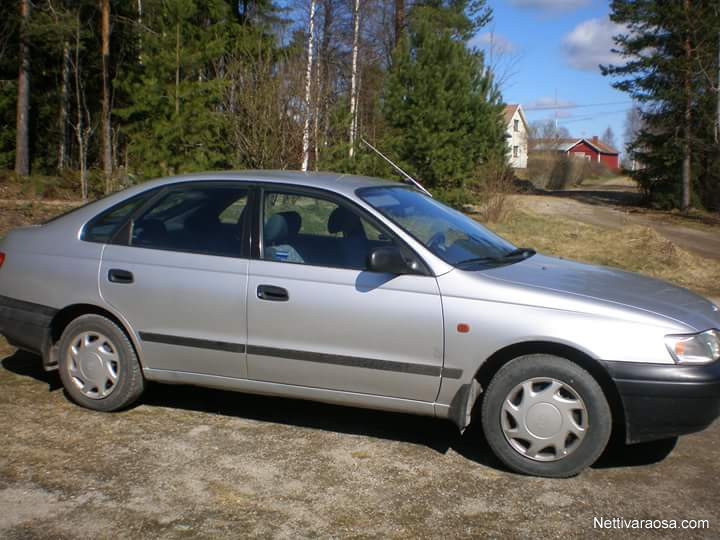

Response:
(264, 213), (288, 243)
(328, 206), (364, 236)
(278, 211), (301, 236)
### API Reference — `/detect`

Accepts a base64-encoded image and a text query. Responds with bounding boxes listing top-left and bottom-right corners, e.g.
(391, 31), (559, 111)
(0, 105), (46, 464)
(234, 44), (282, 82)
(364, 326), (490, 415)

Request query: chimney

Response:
(592, 136), (599, 144)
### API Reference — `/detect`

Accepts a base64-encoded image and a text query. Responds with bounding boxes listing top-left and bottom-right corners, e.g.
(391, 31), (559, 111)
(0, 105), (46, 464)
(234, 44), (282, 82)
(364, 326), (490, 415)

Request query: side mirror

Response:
(368, 246), (412, 275)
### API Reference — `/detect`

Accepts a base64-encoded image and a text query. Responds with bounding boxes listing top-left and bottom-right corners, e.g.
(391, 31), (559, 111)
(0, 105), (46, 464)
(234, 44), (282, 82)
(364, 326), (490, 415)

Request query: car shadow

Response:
(142, 381), (508, 472)
(1, 350), (679, 474)
(1, 349), (63, 391)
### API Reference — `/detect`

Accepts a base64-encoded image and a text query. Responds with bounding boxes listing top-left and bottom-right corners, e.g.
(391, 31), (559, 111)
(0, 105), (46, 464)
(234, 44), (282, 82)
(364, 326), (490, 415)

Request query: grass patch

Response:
(485, 209), (720, 299)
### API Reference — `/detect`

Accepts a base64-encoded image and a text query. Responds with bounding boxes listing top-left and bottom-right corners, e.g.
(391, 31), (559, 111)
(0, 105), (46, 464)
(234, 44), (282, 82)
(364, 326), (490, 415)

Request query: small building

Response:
(503, 104), (528, 169)
(532, 136), (620, 170)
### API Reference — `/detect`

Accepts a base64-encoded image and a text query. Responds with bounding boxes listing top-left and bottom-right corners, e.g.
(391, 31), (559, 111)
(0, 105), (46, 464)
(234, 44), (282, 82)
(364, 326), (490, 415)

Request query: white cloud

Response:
(470, 32), (517, 54)
(525, 98), (577, 118)
(563, 17), (626, 71)
(509, 0), (590, 11)
(527, 97), (576, 109)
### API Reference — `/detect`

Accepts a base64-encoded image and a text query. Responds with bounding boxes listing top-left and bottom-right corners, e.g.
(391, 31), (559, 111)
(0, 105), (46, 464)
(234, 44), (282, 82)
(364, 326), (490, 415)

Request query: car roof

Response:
(140, 170), (403, 196)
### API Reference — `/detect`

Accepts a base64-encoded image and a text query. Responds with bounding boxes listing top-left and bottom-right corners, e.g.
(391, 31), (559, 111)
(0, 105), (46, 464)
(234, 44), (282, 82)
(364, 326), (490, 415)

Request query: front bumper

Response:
(0, 294), (57, 356)
(602, 360), (720, 444)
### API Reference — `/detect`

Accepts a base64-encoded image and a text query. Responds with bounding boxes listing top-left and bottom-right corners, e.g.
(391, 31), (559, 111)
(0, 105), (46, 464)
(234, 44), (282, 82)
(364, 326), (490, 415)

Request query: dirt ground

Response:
(1, 339), (719, 539)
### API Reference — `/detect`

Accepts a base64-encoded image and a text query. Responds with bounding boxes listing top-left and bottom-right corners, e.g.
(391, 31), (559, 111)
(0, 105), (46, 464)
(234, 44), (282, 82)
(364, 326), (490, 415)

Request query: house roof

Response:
(533, 137), (619, 155)
(503, 104), (528, 130)
(503, 105), (519, 125)
(590, 139), (619, 154)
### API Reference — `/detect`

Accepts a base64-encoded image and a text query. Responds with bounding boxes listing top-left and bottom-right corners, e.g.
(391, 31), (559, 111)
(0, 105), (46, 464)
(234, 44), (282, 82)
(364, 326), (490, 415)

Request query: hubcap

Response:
(501, 377), (588, 462)
(66, 331), (119, 399)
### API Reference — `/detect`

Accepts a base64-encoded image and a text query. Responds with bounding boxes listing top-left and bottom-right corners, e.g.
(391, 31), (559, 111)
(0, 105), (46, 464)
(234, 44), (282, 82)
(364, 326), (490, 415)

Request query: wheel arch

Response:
(468, 340), (626, 444)
(45, 303), (144, 371)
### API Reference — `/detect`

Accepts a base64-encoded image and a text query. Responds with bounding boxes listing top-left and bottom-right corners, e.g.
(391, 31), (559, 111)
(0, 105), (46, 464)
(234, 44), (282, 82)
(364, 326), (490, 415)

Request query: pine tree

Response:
(602, 0), (720, 210)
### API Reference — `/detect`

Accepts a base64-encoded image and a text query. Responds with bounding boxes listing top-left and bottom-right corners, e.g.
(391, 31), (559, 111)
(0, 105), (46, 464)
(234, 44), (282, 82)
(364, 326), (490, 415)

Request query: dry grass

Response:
(486, 209), (720, 299)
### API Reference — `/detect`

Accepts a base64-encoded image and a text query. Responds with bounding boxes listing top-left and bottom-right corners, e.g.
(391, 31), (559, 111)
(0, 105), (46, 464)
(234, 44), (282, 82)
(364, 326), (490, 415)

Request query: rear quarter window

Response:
(82, 190), (158, 243)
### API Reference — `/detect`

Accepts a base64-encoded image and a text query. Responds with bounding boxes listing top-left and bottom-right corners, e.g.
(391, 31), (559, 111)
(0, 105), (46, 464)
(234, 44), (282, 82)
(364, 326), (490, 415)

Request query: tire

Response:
(481, 354), (611, 478)
(57, 314), (144, 412)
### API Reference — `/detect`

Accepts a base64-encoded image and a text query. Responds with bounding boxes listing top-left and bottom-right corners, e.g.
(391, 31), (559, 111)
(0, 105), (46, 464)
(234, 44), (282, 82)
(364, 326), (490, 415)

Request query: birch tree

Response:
(348, 0), (360, 159)
(300, 0), (317, 171)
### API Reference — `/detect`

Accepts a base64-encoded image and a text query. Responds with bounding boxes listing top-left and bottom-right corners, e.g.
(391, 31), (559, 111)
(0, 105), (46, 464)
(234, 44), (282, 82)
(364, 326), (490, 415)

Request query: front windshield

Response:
(359, 186), (520, 266)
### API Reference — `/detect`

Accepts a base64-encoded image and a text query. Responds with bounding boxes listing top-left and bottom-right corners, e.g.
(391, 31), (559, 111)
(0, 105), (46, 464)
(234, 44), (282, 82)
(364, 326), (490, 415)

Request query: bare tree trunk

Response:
(101, 0), (112, 192)
(74, 13), (88, 202)
(15, 0), (31, 177)
(681, 0), (692, 211)
(58, 41), (70, 171)
(175, 21), (181, 116)
(319, 0), (334, 150)
(313, 41), (321, 171)
(348, 0), (360, 159)
(137, 0), (143, 63)
(716, 30), (720, 144)
(394, 0), (404, 47)
(301, 0), (317, 172)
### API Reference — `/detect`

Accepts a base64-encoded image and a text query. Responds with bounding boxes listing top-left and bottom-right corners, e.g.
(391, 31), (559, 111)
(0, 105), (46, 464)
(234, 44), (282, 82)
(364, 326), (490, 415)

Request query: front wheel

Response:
(481, 354), (611, 477)
(57, 314), (144, 412)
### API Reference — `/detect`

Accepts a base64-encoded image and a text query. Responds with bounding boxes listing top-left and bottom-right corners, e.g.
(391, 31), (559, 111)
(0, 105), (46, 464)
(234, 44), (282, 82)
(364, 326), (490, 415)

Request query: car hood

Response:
(481, 254), (720, 331)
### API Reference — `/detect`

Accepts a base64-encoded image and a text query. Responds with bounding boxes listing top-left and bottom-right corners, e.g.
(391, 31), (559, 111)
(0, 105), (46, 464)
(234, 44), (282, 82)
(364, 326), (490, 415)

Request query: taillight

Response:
(0, 252), (4, 269)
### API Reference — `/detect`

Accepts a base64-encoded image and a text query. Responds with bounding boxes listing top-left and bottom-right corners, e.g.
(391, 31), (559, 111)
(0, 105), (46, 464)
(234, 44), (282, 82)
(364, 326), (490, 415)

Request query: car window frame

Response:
(254, 184), (432, 276)
(84, 181), (253, 260)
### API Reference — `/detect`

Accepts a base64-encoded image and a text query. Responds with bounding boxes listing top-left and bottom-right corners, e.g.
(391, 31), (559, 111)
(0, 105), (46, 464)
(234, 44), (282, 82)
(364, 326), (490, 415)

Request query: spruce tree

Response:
(381, 1), (505, 192)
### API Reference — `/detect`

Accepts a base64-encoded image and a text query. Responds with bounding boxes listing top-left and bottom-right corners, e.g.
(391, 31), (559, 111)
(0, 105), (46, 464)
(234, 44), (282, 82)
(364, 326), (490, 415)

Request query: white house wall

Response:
(506, 109), (528, 169)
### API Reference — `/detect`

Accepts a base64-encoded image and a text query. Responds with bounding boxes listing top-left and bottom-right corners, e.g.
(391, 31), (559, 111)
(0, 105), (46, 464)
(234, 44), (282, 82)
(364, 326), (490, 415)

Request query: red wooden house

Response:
(566, 136), (620, 170)
(534, 136), (620, 171)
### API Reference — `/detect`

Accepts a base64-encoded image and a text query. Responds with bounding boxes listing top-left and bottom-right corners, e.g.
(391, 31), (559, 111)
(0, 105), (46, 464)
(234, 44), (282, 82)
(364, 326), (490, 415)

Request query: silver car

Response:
(1, 171), (719, 477)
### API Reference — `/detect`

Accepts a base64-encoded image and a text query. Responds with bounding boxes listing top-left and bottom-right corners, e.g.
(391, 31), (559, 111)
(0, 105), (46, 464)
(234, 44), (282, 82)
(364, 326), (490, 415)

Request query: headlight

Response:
(665, 329), (720, 364)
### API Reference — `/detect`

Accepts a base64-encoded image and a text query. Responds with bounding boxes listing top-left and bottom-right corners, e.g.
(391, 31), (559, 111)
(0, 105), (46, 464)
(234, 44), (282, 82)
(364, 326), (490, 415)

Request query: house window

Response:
(513, 119), (519, 132)
(513, 146), (519, 158)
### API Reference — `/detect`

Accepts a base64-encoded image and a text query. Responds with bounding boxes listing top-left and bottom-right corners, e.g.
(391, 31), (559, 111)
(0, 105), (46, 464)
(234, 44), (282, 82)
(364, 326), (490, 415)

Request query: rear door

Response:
(98, 182), (251, 378)
(246, 187), (445, 402)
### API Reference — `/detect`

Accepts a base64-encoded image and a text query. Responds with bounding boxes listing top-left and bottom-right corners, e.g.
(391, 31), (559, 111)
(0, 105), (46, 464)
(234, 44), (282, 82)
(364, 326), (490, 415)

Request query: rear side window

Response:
(130, 185), (249, 258)
(83, 190), (157, 243)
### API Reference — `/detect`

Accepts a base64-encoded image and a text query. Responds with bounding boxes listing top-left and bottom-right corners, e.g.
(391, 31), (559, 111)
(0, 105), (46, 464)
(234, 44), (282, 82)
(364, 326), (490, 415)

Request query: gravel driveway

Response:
(1, 339), (718, 539)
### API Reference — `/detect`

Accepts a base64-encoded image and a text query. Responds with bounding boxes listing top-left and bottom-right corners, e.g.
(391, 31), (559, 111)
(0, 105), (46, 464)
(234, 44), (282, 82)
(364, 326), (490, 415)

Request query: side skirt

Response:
(143, 368), (438, 418)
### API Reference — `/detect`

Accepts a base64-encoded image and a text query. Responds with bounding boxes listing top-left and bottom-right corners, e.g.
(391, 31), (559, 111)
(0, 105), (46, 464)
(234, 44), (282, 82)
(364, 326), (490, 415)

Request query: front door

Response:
(246, 188), (444, 402)
(99, 182), (251, 378)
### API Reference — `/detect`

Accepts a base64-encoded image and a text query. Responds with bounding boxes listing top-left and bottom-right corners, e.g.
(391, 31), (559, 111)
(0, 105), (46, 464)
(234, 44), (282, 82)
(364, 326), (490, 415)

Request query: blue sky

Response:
(470, 0), (630, 151)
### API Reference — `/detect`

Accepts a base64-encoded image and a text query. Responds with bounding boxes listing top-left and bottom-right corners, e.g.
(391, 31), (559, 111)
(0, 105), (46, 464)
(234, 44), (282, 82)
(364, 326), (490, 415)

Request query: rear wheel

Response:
(57, 314), (144, 412)
(481, 354), (611, 477)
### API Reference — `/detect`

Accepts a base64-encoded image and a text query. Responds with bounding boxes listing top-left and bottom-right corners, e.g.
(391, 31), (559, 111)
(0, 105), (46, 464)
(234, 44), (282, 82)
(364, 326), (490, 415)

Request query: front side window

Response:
(513, 145), (519, 158)
(514, 119), (519, 132)
(262, 191), (392, 269)
(130, 185), (249, 257)
(359, 187), (524, 267)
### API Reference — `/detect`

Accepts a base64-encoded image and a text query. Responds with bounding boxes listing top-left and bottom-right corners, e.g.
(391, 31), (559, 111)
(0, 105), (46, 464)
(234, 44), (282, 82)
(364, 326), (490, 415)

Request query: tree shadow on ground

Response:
(2, 349), (679, 474)
(543, 188), (644, 207)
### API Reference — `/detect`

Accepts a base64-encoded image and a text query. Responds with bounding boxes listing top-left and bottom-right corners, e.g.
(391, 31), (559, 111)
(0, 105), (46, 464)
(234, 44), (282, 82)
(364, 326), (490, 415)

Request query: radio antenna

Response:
(360, 137), (432, 197)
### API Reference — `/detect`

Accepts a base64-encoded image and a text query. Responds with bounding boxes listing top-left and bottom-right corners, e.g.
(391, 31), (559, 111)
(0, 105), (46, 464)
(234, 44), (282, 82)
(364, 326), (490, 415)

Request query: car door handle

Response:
(257, 285), (288, 302)
(108, 269), (134, 284)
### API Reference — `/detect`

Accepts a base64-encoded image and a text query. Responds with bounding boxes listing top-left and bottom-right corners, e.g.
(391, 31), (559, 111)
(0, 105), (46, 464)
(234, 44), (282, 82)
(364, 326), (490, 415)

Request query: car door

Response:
(98, 182), (251, 379)
(246, 187), (444, 402)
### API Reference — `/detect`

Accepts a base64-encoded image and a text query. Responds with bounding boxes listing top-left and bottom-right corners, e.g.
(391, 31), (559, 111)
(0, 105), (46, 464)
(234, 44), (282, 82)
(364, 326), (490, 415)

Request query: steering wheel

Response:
(427, 231), (446, 252)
